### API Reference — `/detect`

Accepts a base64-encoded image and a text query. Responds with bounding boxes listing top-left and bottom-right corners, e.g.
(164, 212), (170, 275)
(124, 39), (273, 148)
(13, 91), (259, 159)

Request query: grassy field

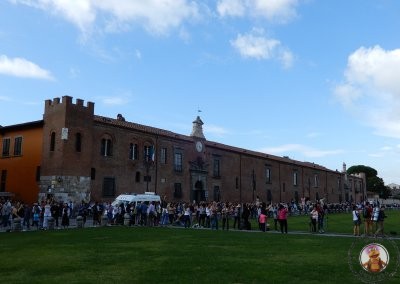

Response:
(0, 211), (399, 284)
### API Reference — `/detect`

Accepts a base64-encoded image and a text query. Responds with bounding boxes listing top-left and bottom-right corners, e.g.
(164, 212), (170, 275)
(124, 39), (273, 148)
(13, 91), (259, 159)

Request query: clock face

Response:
(196, 141), (203, 152)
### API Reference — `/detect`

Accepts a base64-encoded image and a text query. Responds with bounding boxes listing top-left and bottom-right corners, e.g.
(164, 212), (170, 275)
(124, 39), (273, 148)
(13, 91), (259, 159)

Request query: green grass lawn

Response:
(0, 210), (399, 284)
(285, 208), (400, 235)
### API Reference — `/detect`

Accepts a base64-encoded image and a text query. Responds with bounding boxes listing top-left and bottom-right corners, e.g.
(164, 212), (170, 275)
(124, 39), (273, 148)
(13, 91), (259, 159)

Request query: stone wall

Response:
(39, 175), (91, 203)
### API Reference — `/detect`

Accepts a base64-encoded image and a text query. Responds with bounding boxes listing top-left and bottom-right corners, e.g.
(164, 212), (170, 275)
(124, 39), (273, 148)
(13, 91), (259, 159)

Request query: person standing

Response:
(221, 203), (230, 230)
(23, 203), (31, 230)
(352, 205), (361, 236)
(210, 202), (219, 230)
(61, 203), (70, 229)
(183, 206), (191, 228)
(51, 202), (60, 228)
(232, 204), (240, 229)
(272, 205), (278, 231)
(371, 204), (380, 232)
(42, 201), (52, 230)
(375, 206), (387, 237)
(363, 202), (373, 236)
(258, 209), (267, 232)
(310, 205), (318, 233)
(277, 204), (289, 234)
(32, 203), (41, 229)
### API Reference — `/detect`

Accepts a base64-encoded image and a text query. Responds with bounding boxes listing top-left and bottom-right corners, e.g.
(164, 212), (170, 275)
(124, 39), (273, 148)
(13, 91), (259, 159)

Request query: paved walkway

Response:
(1, 218), (399, 240)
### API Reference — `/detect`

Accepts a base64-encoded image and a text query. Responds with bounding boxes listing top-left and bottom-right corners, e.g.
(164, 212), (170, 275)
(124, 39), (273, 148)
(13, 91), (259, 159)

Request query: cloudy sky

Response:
(1, 0), (400, 184)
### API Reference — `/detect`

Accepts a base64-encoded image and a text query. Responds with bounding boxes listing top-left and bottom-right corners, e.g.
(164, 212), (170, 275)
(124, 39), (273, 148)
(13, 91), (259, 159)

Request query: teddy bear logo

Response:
(360, 244), (389, 273)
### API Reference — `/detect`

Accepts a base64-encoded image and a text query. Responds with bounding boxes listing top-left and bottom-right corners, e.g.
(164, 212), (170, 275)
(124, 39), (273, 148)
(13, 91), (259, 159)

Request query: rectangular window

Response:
(135, 172), (140, 183)
(50, 132), (55, 152)
(13, 136), (23, 156)
(160, 147), (167, 164)
(129, 143), (139, 160)
(2, 138), (10, 157)
(293, 171), (298, 186)
(102, 177), (115, 197)
(314, 174), (319, 188)
(213, 186), (220, 202)
(235, 177), (239, 189)
(174, 183), (182, 198)
(265, 167), (271, 183)
(1, 170), (6, 192)
(174, 153), (183, 172)
(101, 139), (112, 156)
(75, 133), (82, 152)
(213, 159), (220, 177)
(36, 166), (41, 182)
(91, 168), (96, 180)
(144, 145), (155, 162)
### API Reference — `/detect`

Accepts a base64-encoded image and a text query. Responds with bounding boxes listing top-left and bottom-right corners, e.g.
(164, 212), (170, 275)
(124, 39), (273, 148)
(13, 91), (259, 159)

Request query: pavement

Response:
(1, 218), (399, 240)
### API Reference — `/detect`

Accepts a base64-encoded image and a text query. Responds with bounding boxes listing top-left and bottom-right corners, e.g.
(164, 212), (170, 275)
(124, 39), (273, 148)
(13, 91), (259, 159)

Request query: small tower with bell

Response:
(190, 116), (205, 139)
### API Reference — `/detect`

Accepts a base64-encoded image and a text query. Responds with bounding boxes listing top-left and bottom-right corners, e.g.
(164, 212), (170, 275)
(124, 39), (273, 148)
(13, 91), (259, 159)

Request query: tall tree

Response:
(347, 165), (391, 199)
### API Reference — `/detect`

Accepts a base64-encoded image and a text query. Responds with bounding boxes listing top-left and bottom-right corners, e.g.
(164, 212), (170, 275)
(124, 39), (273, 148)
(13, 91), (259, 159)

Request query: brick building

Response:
(1, 96), (366, 205)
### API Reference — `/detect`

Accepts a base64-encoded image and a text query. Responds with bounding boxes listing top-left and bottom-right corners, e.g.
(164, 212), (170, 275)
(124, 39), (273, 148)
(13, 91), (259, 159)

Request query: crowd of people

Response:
(0, 198), (74, 230)
(352, 201), (387, 237)
(0, 196), (394, 237)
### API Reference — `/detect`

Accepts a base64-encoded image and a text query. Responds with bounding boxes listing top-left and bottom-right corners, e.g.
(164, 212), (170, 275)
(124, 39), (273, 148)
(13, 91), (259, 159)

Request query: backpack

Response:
(362, 207), (369, 218)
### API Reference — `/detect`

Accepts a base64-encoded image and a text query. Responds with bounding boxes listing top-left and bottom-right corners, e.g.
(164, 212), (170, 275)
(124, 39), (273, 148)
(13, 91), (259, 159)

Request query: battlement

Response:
(44, 96), (94, 114)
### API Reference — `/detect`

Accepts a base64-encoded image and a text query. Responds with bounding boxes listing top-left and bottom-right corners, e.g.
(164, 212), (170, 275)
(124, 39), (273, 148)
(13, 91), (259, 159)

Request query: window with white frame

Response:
(293, 171), (298, 186)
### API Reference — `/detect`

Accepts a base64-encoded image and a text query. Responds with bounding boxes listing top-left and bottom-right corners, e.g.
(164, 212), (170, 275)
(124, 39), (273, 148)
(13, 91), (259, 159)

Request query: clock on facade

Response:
(195, 141), (203, 152)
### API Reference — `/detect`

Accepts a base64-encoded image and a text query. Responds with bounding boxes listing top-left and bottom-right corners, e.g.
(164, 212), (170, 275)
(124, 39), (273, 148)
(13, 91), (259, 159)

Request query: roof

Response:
(94, 115), (336, 174)
(0, 120), (43, 135)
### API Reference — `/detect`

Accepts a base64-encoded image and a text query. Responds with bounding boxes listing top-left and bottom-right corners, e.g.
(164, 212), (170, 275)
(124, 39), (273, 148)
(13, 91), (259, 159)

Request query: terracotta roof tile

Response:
(94, 115), (335, 173)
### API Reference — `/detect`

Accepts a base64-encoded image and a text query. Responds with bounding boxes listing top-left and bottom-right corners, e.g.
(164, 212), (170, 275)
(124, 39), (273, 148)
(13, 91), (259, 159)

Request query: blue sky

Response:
(1, 0), (400, 184)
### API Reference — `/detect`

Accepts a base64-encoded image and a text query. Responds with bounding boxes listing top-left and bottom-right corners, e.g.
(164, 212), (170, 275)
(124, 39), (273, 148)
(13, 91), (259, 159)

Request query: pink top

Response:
(278, 208), (288, 220)
(259, 213), (267, 224)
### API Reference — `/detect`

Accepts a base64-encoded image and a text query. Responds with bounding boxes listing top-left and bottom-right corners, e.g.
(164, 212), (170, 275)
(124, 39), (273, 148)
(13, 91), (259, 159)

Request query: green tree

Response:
(347, 165), (391, 199)
(347, 165), (377, 177)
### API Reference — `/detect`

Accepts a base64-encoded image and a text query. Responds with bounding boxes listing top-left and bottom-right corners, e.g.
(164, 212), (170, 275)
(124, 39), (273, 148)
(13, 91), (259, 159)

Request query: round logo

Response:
(348, 236), (400, 283)
(359, 243), (389, 273)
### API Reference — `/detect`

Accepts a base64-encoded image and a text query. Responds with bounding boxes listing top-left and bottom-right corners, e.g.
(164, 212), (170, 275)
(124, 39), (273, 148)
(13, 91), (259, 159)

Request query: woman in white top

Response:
(310, 205), (318, 233)
(352, 205), (361, 236)
(43, 201), (52, 229)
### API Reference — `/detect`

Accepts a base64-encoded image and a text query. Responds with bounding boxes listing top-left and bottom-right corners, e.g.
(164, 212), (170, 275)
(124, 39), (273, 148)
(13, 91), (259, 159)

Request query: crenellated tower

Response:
(39, 96), (95, 202)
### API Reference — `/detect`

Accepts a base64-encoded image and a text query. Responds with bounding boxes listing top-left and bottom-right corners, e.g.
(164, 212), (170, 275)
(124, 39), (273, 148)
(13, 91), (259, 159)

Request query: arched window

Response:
(101, 138), (112, 156)
(50, 132), (56, 152)
(129, 143), (139, 160)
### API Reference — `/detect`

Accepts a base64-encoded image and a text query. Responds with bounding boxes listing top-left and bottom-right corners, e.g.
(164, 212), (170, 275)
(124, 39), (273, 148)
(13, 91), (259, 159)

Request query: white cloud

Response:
(0, 55), (54, 80)
(217, 0), (299, 23)
(217, 0), (245, 17)
(306, 132), (321, 138)
(230, 29), (293, 67)
(334, 45), (400, 138)
(101, 96), (129, 106)
(135, 49), (142, 60)
(380, 146), (392, 151)
(10, 0), (200, 36)
(0, 96), (12, 102)
(260, 143), (343, 158)
(69, 67), (80, 78)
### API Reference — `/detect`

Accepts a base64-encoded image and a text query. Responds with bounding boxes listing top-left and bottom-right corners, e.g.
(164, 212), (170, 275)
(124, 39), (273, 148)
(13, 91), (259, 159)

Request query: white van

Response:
(111, 192), (161, 207)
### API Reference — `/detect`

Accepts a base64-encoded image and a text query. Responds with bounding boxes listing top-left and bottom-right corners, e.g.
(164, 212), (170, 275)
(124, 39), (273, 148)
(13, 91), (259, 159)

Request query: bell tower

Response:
(190, 116), (205, 139)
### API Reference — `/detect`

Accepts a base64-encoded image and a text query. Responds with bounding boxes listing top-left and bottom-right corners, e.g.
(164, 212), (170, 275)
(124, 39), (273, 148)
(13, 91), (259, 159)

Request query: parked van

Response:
(111, 192), (161, 207)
